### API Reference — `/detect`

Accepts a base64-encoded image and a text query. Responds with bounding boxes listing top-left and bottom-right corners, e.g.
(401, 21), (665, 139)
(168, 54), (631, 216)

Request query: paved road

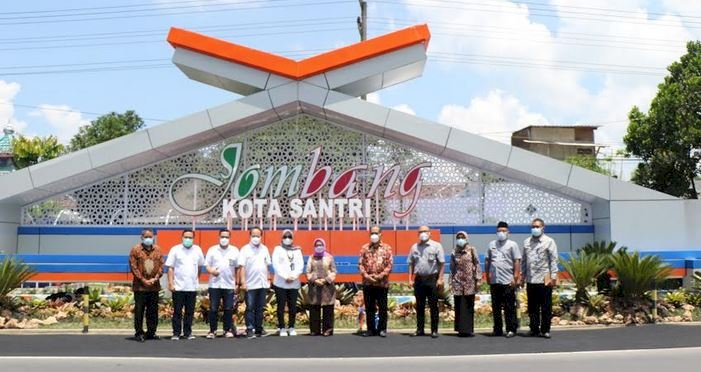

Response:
(0, 324), (700, 358)
(1, 347), (699, 372)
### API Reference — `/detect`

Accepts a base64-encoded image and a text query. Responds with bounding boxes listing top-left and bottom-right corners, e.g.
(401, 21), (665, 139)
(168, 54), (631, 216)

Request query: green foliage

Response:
(106, 295), (132, 312)
(624, 41), (701, 199)
(664, 289), (688, 307)
(610, 252), (671, 305)
(586, 294), (608, 315)
(578, 241), (627, 257)
(562, 253), (607, 303)
(565, 154), (612, 176)
(577, 241), (627, 294)
(335, 285), (357, 306)
(69, 110), (145, 151)
(11, 135), (64, 169)
(0, 257), (36, 299)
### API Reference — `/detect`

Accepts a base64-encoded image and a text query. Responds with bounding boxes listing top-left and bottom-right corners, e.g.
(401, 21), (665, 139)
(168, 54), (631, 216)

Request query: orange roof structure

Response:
(167, 24), (430, 80)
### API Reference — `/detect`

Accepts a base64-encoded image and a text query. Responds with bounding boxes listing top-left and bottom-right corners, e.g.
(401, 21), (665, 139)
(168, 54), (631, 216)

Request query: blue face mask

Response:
(531, 227), (543, 237)
(142, 237), (154, 246)
(182, 237), (194, 248)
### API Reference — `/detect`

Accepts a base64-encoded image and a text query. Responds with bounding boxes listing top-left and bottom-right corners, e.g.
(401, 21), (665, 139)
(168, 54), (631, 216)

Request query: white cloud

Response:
(392, 104), (416, 115)
(31, 104), (89, 143)
(438, 89), (548, 144)
(402, 0), (697, 150)
(0, 80), (28, 134)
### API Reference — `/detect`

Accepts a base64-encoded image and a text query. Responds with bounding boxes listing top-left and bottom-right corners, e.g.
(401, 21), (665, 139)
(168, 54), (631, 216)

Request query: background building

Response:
(511, 125), (603, 161)
(0, 124), (16, 174)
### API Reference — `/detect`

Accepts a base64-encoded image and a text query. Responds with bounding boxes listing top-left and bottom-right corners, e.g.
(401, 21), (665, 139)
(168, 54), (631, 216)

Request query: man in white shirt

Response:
(238, 227), (272, 338)
(272, 229), (304, 337)
(205, 229), (240, 339)
(165, 229), (205, 340)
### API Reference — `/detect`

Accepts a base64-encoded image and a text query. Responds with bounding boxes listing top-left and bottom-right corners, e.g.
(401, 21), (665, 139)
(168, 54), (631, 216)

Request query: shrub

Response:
(610, 252), (671, 306)
(577, 241), (627, 294)
(561, 252), (607, 304)
(0, 257), (36, 310)
(664, 289), (688, 307)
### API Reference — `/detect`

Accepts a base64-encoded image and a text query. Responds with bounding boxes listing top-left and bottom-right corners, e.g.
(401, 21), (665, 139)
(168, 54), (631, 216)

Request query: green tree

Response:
(565, 154), (612, 176)
(69, 110), (145, 151)
(624, 41), (701, 199)
(11, 135), (65, 169)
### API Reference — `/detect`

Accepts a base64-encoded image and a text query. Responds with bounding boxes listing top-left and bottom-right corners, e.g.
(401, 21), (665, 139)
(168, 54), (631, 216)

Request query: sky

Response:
(1, 0), (701, 179)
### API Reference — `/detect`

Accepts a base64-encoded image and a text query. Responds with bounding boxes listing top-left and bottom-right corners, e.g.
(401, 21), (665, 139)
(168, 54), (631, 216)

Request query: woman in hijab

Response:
(450, 231), (482, 337)
(305, 238), (337, 336)
(272, 229), (304, 337)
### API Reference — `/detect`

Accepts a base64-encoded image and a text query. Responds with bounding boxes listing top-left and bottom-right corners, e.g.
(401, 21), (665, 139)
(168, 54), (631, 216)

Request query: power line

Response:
(0, 101), (167, 122)
(0, 27), (351, 52)
(375, 0), (701, 30)
(0, 17), (350, 44)
(0, 0), (354, 26)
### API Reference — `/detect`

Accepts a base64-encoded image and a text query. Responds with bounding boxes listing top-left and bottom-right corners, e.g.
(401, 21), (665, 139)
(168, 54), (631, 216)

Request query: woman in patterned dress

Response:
(450, 230), (482, 337)
(305, 238), (337, 336)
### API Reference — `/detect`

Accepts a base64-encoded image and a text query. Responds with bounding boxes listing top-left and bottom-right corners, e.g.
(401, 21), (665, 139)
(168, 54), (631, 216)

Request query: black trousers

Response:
(454, 295), (475, 335)
(274, 286), (299, 329)
(309, 305), (334, 334)
(172, 291), (196, 337)
(134, 291), (159, 337)
(527, 283), (553, 334)
(490, 284), (518, 334)
(363, 286), (388, 334)
(414, 275), (439, 333)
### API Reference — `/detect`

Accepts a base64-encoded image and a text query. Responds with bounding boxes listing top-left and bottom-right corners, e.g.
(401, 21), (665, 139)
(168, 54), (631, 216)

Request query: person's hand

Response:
(168, 282), (175, 292)
(315, 279), (325, 286)
(240, 283), (247, 291)
(407, 280), (413, 289)
(437, 278), (444, 289)
(546, 277), (556, 287)
(212, 269), (220, 277)
(286, 276), (295, 283)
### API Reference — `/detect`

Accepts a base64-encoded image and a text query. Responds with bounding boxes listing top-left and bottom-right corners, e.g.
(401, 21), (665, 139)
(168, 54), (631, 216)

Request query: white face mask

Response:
(219, 238), (230, 247)
(370, 233), (380, 243)
(282, 238), (293, 246)
(497, 231), (508, 241)
(251, 236), (261, 246)
(419, 232), (429, 242)
(456, 238), (467, 247)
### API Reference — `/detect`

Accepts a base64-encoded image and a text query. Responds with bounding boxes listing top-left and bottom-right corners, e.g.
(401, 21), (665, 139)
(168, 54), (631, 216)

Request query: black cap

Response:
(497, 221), (509, 229)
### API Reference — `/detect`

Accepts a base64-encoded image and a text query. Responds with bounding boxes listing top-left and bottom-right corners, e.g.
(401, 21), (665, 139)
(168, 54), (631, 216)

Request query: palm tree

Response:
(578, 241), (627, 294)
(609, 252), (671, 306)
(562, 253), (607, 304)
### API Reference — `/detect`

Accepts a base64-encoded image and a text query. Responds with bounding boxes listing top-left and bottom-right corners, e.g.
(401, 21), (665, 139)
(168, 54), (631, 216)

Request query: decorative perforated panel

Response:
(22, 115), (590, 227)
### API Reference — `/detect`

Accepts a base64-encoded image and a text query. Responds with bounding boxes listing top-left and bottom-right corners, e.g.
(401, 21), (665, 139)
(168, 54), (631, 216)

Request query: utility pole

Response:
(357, 0), (367, 100)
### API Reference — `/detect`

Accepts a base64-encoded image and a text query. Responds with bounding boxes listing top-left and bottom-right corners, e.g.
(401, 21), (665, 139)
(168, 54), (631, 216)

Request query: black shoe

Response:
(135, 335), (145, 343)
(491, 332), (504, 337)
(411, 330), (425, 337)
(257, 330), (269, 338)
(362, 331), (373, 337)
(505, 331), (516, 338)
(542, 332), (551, 339)
(246, 329), (256, 339)
(457, 332), (474, 337)
(379, 330), (387, 338)
(430, 332), (439, 339)
(145, 334), (160, 340)
(527, 331), (540, 337)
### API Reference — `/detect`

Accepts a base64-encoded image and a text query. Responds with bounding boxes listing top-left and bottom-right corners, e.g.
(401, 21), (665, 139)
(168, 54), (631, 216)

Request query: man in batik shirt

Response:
(358, 226), (393, 337)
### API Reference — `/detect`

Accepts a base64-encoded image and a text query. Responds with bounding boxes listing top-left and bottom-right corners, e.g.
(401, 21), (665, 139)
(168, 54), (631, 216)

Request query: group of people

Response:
(128, 218), (558, 342)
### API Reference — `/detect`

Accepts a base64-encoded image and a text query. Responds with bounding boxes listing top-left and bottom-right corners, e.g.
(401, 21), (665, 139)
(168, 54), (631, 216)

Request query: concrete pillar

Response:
(592, 200), (611, 243)
(0, 203), (21, 255)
